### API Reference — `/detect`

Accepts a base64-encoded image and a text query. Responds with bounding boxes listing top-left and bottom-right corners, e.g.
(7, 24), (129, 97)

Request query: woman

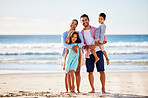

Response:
(61, 19), (84, 93)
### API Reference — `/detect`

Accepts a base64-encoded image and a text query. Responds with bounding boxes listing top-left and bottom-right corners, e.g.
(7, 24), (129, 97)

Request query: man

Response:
(80, 14), (106, 94)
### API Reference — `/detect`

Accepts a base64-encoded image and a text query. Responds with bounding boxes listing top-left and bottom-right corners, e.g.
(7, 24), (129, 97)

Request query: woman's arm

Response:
(78, 32), (84, 48)
(61, 31), (73, 48)
(78, 48), (81, 67)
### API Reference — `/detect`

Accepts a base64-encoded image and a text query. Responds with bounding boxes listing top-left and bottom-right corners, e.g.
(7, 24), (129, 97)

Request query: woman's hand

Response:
(72, 45), (79, 53)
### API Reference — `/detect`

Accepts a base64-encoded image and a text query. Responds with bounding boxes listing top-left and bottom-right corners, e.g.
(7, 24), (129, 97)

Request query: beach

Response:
(0, 72), (148, 97)
(0, 35), (148, 97)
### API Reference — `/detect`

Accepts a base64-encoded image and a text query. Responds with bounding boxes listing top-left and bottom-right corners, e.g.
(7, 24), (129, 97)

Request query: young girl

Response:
(63, 31), (81, 93)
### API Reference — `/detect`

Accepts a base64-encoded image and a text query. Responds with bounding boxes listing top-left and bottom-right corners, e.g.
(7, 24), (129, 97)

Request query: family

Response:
(61, 13), (109, 94)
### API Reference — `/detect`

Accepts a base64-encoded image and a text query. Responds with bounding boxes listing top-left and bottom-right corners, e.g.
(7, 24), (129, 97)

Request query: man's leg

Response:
(86, 54), (95, 93)
(100, 71), (106, 94)
(96, 51), (106, 94)
(88, 72), (95, 93)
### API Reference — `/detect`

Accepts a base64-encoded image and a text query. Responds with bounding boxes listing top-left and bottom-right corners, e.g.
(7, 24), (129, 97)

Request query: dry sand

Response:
(0, 72), (148, 97)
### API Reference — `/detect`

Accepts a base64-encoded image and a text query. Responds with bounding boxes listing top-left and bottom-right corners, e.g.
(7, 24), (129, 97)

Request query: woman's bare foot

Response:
(94, 57), (100, 64)
(106, 59), (110, 65)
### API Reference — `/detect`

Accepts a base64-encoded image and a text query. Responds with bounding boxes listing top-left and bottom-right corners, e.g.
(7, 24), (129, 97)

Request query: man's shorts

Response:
(86, 51), (104, 72)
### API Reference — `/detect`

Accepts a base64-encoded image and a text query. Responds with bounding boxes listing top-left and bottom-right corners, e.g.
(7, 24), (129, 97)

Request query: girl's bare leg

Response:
(69, 70), (75, 93)
(67, 72), (71, 91)
(65, 74), (68, 93)
(75, 66), (81, 93)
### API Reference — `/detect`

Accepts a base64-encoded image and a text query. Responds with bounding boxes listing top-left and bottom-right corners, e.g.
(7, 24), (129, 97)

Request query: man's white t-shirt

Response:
(84, 30), (101, 54)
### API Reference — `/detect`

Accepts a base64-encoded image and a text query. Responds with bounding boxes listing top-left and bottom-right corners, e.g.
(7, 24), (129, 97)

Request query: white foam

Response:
(106, 42), (148, 47)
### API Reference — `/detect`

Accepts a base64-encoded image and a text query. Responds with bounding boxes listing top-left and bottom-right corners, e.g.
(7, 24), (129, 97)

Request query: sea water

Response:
(0, 35), (148, 74)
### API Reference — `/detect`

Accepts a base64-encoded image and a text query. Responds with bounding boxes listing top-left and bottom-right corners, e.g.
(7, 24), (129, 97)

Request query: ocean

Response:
(0, 35), (148, 74)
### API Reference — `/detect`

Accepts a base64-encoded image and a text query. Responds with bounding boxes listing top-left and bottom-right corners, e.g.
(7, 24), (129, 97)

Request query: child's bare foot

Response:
(65, 91), (68, 93)
(71, 86), (75, 93)
(71, 91), (75, 93)
(77, 90), (80, 93)
(106, 59), (110, 65)
(94, 57), (100, 64)
(101, 89), (106, 94)
(101, 91), (106, 94)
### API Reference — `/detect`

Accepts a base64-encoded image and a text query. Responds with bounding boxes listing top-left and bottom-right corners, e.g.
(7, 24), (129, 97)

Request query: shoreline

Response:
(0, 69), (148, 75)
(0, 72), (148, 97)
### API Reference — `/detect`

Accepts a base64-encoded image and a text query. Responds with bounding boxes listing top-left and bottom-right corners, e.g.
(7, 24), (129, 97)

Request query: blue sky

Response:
(0, 0), (148, 35)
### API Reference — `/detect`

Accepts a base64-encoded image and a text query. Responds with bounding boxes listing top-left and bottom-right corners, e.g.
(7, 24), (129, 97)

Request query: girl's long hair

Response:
(65, 31), (81, 44)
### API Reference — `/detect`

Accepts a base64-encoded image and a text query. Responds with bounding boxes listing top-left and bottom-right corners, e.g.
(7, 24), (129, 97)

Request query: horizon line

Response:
(0, 34), (148, 35)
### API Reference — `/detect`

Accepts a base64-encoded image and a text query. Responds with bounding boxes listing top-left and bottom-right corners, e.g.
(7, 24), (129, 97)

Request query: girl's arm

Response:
(63, 48), (69, 70)
(78, 48), (81, 67)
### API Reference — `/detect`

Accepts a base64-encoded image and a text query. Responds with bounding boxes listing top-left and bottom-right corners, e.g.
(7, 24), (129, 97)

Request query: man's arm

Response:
(84, 44), (95, 50)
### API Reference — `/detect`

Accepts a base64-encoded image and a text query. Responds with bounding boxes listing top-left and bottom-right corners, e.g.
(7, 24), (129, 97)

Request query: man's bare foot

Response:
(88, 90), (95, 93)
(106, 59), (110, 65)
(94, 57), (100, 64)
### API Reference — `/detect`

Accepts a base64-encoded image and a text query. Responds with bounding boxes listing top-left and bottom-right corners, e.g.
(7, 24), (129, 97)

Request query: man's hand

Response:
(72, 45), (79, 53)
